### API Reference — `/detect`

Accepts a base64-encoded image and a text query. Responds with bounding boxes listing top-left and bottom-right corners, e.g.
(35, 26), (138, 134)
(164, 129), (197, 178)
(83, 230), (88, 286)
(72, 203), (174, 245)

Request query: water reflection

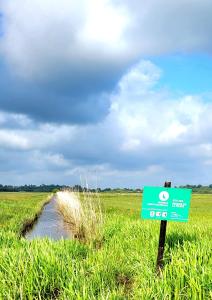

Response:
(25, 198), (73, 240)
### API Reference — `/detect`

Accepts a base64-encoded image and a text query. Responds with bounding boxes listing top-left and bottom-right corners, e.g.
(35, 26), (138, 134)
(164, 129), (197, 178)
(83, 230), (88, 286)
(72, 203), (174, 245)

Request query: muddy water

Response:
(25, 198), (73, 240)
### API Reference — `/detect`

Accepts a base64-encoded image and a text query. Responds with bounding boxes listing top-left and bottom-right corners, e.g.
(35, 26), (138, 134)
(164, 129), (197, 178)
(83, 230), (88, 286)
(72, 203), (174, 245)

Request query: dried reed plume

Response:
(55, 190), (103, 241)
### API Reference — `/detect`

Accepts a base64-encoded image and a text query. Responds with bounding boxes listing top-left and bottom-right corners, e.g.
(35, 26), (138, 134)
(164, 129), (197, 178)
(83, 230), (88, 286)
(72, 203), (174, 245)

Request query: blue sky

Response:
(0, 0), (212, 187)
(151, 54), (212, 94)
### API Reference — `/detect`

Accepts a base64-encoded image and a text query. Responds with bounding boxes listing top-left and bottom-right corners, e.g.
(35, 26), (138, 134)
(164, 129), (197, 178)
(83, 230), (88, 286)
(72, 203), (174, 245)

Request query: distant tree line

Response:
(0, 184), (142, 193)
(0, 184), (212, 193)
(0, 184), (68, 193)
(179, 184), (212, 194)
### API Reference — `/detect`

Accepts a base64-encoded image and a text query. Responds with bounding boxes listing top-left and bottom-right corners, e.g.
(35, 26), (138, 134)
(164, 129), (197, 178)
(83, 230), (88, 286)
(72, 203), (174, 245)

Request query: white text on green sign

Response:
(141, 187), (192, 222)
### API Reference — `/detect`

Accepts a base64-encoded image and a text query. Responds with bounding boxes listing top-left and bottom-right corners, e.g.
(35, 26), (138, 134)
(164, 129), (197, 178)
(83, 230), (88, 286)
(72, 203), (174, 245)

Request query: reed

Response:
(55, 190), (103, 241)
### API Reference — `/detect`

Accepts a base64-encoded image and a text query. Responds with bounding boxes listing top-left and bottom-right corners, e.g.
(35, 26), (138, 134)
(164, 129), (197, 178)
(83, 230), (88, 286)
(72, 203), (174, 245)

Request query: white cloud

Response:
(0, 111), (32, 127)
(30, 151), (70, 169)
(1, 0), (212, 81)
(0, 59), (212, 186)
(123, 0), (212, 55)
(110, 62), (211, 154)
(1, 0), (212, 185)
(80, 0), (129, 49)
(0, 129), (30, 150)
(0, 0), (131, 79)
(117, 60), (162, 93)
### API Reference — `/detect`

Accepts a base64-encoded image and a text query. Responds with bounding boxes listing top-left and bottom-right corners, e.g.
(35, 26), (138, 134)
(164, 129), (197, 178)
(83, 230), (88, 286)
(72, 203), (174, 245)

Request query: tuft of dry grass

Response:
(55, 190), (103, 242)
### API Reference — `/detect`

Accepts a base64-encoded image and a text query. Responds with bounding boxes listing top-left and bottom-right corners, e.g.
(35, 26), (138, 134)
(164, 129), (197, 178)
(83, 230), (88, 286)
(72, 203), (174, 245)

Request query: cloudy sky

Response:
(0, 0), (212, 187)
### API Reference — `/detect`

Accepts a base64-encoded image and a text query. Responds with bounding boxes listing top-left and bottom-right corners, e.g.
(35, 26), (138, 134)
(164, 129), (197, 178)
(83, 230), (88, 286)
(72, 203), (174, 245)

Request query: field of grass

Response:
(0, 192), (211, 299)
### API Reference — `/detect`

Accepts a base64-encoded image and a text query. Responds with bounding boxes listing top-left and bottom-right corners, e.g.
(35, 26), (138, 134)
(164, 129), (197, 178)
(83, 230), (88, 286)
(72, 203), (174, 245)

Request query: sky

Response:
(0, 0), (212, 188)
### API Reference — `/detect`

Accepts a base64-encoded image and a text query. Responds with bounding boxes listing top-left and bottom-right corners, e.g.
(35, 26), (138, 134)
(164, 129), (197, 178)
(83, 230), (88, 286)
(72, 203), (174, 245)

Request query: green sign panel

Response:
(141, 187), (192, 222)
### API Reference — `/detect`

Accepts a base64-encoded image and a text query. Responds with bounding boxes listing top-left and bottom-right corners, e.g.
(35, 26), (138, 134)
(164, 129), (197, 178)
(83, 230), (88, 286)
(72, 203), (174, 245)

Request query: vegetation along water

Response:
(0, 192), (211, 299)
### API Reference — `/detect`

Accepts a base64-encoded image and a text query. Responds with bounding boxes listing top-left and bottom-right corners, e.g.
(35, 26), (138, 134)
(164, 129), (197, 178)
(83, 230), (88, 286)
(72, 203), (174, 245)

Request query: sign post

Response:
(141, 182), (192, 274)
(156, 181), (171, 274)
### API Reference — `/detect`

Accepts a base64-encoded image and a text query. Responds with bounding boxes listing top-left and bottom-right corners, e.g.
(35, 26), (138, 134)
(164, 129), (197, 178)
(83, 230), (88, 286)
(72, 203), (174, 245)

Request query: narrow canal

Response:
(25, 197), (73, 240)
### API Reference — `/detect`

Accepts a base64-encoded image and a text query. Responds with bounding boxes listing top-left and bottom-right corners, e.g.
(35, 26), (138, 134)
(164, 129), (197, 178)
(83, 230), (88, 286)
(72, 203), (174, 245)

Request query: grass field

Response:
(0, 192), (211, 299)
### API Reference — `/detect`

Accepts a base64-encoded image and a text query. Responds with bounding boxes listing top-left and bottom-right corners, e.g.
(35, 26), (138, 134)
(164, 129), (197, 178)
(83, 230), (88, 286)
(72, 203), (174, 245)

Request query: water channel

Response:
(25, 198), (73, 240)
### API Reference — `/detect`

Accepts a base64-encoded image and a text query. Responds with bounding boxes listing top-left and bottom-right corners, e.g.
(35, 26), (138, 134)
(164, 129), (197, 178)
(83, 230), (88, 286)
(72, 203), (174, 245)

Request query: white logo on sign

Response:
(159, 191), (169, 201)
(150, 211), (155, 217)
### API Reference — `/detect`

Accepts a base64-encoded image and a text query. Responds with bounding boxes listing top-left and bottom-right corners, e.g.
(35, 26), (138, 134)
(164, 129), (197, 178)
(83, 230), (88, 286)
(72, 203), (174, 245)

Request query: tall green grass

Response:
(0, 192), (211, 299)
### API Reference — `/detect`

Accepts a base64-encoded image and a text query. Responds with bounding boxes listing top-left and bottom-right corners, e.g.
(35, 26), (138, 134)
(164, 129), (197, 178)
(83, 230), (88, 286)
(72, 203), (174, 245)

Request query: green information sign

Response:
(141, 186), (192, 222)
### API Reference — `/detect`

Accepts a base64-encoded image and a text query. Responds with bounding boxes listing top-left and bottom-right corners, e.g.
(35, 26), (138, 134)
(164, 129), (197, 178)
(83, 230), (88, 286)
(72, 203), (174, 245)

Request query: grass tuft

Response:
(55, 190), (103, 242)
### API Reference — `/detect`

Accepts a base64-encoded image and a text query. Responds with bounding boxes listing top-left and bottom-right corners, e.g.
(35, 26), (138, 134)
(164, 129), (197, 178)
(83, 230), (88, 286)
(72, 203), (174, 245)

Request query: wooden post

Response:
(156, 181), (171, 274)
